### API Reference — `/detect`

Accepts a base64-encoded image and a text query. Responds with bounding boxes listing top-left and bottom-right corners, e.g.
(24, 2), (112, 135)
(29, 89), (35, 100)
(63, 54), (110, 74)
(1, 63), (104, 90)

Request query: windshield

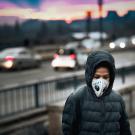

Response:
(56, 49), (75, 55)
(0, 49), (19, 57)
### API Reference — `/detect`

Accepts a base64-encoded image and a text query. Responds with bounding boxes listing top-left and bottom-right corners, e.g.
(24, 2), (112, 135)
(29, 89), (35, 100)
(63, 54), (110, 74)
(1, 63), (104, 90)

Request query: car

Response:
(109, 37), (129, 49)
(88, 31), (108, 40)
(76, 50), (88, 67)
(65, 42), (79, 49)
(0, 47), (42, 70)
(81, 38), (101, 50)
(51, 48), (79, 70)
(130, 35), (135, 45)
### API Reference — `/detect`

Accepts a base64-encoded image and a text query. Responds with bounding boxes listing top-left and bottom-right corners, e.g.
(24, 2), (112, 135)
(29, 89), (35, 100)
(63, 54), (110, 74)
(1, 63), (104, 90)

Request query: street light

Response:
(86, 11), (91, 38)
(98, 0), (103, 46)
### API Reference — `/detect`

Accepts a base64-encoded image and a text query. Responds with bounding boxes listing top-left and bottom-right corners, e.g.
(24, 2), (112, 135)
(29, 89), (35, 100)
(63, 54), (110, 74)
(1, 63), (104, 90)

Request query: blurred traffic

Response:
(51, 48), (88, 70)
(109, 36), (135, 49)
(0, 47), (41, 70)
(0, 34), (135, 72)
(51, 48), (78, 70)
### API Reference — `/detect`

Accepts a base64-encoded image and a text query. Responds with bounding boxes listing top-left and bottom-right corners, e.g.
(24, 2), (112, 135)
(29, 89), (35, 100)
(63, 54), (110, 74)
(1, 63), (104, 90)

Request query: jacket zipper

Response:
(100, 98), (105, 135)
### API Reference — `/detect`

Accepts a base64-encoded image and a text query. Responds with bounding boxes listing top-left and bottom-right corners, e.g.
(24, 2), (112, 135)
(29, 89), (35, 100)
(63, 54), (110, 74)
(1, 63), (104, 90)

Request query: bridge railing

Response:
(0, 71), (84, 118)
(119, 85), (135, 118)
(0, 67), (135, 119)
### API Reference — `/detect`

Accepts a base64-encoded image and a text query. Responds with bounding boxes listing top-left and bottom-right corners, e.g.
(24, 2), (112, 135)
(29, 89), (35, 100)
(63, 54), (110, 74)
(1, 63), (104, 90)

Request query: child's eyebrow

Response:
(95, 73), (109, 75)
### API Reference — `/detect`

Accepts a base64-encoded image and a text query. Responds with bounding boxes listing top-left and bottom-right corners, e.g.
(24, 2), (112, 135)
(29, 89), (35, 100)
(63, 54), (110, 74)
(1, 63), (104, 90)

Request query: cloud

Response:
(0, 0), (135, 22)
(0, 1), (17, 9)
(1, 0), (135, 9)
(0, 0), (42, 8)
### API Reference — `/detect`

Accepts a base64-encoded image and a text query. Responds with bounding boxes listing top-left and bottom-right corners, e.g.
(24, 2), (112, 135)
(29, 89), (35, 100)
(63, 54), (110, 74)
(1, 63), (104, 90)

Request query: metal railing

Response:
(0, 67), (135, 119)
(0, 71), (85, 118)
(119, 85), (135, 118)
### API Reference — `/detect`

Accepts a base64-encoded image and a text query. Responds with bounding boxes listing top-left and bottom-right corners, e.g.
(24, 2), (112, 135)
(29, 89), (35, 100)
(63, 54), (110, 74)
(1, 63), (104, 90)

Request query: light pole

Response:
(86, 11), (91, 38)
(98, 0), (103, 46)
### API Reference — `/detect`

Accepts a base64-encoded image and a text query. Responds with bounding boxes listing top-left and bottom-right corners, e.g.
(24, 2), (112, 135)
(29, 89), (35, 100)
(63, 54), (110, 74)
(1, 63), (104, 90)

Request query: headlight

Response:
(109, 42), (115, 49)
(2, 61), (14, 69)
(131, 38), (135, 45)
(120, 42), (126, 48)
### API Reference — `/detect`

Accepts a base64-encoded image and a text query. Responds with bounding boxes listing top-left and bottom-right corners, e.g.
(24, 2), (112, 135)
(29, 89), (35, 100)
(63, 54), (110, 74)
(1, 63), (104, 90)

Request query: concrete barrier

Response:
(47, 101), (64, 135)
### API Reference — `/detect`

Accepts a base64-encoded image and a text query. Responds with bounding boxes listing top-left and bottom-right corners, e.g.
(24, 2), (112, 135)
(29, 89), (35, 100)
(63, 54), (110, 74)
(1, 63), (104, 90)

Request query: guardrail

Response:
(0, 71), (85, 118)
(119, 85), (135, 118)
(0, 65), (135, 119)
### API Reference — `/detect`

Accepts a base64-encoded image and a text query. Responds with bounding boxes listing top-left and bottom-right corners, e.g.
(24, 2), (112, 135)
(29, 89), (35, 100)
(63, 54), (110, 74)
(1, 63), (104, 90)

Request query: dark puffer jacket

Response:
(62, 51), (132, 135)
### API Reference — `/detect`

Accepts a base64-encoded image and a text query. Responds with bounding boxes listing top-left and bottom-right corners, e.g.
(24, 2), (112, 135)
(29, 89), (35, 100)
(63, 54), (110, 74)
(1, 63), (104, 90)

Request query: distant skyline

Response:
(0, 0), (135, 24)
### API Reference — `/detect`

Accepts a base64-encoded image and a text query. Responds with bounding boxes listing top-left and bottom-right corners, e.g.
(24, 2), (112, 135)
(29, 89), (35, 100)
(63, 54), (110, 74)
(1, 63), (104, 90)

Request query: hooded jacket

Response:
(62, 51), (132, 135)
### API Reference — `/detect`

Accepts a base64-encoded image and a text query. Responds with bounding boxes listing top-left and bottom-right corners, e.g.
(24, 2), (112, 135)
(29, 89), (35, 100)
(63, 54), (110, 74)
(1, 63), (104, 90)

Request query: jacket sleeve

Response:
(62, 93), (78, 135)
(119, 97), (132, 135)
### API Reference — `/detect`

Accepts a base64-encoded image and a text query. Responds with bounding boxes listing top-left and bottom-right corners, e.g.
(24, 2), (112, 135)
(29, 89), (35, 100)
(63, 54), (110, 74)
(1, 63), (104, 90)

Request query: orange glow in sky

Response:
(0, 0), (135, 23)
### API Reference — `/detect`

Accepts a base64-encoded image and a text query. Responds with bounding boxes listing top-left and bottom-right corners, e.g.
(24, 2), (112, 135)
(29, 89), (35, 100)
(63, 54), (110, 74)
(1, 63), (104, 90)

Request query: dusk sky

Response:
(0, 0), (135, 23)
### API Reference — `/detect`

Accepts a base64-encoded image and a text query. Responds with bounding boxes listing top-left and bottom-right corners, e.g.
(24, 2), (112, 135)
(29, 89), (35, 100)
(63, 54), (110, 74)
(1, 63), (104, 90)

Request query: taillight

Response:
(4, 56), (15, 61)
(54, 54), (59, 58)
(70, 54), (76, 59)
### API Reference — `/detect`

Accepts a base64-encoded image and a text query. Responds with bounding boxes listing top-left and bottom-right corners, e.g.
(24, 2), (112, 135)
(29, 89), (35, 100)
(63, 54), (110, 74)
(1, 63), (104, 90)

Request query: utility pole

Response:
(98, 0), (103, 46)
(86, 11), (91, 38)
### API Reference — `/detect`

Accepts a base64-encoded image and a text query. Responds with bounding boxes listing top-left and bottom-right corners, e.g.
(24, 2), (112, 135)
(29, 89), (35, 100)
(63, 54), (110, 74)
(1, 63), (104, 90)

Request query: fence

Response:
(0, 67), (135, 119)
(119, 85), (135, 117)
(0, 71), (85, 118)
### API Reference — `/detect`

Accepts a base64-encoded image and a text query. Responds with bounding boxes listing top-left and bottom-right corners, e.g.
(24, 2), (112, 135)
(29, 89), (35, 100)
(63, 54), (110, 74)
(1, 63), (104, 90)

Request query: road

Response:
(0, 50), (135, 88)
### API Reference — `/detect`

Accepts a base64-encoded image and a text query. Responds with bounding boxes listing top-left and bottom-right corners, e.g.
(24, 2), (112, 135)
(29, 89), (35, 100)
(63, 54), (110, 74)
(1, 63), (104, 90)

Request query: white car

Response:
(81, 39), (101, 50)
(76, 50), (88, 67)
(0, 47), (41, 70)
(130, 35), (135, 45)
(51, 48), (88, 70)
(88, 32), (108, 40)
(109, 37), (129, 49)
(65, 42), (79, 49)
(51, 48), (78, 70)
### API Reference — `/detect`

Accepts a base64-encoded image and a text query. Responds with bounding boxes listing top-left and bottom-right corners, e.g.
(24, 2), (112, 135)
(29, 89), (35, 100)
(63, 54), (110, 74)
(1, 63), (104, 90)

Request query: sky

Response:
(0, 0), (135, 23)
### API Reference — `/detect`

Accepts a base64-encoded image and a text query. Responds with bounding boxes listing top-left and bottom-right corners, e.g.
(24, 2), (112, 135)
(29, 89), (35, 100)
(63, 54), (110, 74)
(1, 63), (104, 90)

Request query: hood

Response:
(85, 51), (116, 98)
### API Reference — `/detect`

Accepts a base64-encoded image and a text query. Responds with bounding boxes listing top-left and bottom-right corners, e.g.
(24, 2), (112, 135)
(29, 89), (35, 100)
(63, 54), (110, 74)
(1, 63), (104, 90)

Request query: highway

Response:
(0, 50), (135, 89)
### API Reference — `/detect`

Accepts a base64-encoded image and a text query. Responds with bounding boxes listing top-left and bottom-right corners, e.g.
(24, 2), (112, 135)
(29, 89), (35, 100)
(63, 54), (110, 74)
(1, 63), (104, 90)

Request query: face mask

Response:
(92, 78), (109, 97)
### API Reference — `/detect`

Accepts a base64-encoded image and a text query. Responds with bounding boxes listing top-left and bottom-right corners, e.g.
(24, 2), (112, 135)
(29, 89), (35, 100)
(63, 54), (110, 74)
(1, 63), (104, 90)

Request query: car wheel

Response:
(16, 66), (22, 71)
(74, 63), (80, 70)
(35, 61), (41, 68)
(54, 67), (59, 71)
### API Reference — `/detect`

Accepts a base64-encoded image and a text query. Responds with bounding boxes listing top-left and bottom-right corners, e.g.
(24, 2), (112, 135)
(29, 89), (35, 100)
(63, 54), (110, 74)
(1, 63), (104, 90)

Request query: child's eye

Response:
(103, 76), (109, 80)
(94, 76), (100, 79)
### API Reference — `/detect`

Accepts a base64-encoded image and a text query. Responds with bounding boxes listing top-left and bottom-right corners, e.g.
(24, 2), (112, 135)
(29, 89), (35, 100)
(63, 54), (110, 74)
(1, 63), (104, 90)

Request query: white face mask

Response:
(92, 78), (109, 97)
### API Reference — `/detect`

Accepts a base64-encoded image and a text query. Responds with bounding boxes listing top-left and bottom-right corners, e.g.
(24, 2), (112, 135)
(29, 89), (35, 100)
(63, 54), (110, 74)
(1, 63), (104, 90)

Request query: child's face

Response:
(93, 67), (110, 81)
